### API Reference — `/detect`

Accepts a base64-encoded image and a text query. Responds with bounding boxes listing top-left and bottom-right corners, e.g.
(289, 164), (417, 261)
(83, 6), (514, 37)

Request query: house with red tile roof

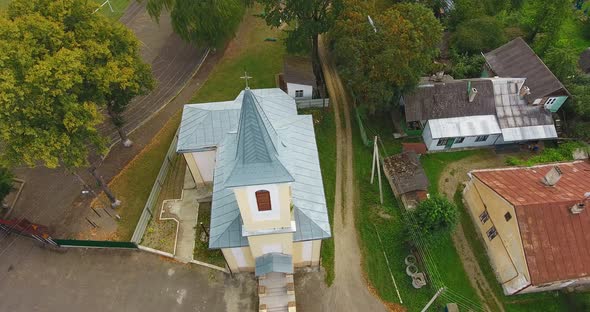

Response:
(463, 160), (590, 295)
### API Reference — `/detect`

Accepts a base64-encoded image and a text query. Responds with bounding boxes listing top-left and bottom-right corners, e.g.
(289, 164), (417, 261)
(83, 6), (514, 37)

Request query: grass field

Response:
(190, 10), (286, 103)
(303, 109), (336, 285)
(107, 111), (182, 241)
(350, 112), (483, 311)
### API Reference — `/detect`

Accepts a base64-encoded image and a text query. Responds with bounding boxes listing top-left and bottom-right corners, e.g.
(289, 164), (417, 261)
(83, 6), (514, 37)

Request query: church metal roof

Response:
(176, 89), (331, 249)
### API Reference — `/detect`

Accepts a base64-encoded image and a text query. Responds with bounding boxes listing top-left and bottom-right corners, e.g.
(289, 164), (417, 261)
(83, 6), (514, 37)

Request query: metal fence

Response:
(296, 98), (330, 109)
(130, 129), (180, 243)
(54, 239), (137, 249)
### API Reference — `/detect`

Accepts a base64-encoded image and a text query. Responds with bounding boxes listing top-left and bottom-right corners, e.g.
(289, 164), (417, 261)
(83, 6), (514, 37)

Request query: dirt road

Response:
(315, 36), (389, 312)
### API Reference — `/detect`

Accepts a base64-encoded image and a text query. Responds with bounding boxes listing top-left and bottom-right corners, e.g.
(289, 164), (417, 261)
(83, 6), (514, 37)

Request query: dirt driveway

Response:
(297, 35), (389, 312)
(439, 152), (509, 312)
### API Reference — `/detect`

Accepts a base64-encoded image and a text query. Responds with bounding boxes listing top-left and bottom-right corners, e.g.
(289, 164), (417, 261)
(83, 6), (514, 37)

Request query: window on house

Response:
(504, 212), (512, 222)
(455, 137), (465, 144)
(479, 210), (490, 224)
(487, 226), (498, 241)
(295, 90), (304, 97)
(437, 138), (449, 146)
(475, 135), (489, 142)
(545, 97), (557, 106)
(255, 190), (271, 211)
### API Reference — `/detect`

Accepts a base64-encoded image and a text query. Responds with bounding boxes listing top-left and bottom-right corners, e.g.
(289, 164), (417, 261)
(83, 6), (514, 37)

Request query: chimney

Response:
(542, 166), (562, 186)
(468, 87), (478, 102)
(519, 85), (531, 97)
(570, 192), (590, 214)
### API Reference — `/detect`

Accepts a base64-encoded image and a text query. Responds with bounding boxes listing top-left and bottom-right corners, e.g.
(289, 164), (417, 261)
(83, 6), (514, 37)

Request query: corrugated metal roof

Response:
(186, 89), (331, 249)
(501, 125), (557, 142)
(255, 253), (293, 276)
(225, 90), (294, 188)
(428, 115), (501, 139)
(472, 161), (590, 285)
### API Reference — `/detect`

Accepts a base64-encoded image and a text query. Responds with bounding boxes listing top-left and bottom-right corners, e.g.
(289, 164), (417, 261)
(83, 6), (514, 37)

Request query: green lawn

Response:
(190, 11), (286, 103)
(350, 112), (483, 311)
(103, 111), (182, 241)
(302, 109), (336, 285)
(91, 0), (131, 21)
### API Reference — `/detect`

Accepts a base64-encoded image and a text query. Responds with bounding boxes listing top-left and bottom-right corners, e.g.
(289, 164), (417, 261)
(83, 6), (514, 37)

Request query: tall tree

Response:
(145, 0), (245, 48)
(331, 1), (442, 113)
(0, 0), (153, 206)
(520, 0), (572, 55)
(258, 0), (342, 90)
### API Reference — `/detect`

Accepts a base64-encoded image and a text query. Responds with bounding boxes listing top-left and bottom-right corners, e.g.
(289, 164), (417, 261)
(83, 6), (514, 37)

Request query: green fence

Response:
(354, 108), (373, 147)
(54, 239), (138, 249)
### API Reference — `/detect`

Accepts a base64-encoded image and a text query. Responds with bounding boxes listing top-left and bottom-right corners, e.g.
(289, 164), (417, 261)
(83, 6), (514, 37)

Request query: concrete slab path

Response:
(162, 168), (212, 262)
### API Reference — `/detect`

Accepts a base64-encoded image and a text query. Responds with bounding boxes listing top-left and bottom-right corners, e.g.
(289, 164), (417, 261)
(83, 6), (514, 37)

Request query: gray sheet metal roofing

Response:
(176, 88), (331, 249)
(403, 79), (496, 122)
(484, 37), (569, 101)
(224, 90), (294, 188)
(255, 253), (294, 276)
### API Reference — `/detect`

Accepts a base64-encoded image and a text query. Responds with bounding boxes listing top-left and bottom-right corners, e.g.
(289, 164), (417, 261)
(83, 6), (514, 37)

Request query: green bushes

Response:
(505, 142), (589, 166)
(405, 194), (458, 242)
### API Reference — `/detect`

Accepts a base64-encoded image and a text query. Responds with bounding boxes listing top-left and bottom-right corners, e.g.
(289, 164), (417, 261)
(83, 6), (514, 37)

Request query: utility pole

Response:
(370, 136), (383, 204)
(421, 287), (445, 312)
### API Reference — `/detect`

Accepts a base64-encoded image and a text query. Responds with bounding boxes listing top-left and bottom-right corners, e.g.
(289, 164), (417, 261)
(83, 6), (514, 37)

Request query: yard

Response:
(94, 111), (182, 241)
(348, 110), (590, 311)
(351, 112), (482, 311)
(420, 146), (590, 312)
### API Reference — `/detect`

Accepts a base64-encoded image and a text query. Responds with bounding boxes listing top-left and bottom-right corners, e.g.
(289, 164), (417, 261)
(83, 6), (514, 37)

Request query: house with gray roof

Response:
(176, 88), (330, 281)
(483, 37), (570, 113)
(402, 76), (558, 151)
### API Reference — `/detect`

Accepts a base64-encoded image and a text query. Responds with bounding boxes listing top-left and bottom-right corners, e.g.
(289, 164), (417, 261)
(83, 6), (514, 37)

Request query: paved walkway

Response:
(162, 168), (212, 262)
(0, 236), (256, 312)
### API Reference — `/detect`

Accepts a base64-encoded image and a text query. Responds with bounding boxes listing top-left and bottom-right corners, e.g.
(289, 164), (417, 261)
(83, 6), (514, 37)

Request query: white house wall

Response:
(192, 150), (216, 183)
(424, 121), (500, 151)
(287, 82), (313, 99)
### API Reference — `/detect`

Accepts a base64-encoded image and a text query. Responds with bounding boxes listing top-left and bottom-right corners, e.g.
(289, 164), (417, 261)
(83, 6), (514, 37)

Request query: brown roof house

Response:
(402, 76), (558, 151)
(483, 37), (570, 113)
(463, 160), (590, 295)
(279, 56), (317, 100)
(383, 151), (429, 209)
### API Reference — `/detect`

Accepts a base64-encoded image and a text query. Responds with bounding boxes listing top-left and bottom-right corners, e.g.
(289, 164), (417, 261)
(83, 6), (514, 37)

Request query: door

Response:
(445, 138), (455, 149)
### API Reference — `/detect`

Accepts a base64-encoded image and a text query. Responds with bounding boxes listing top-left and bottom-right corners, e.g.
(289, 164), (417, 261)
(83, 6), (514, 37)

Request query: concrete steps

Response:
(259, 273), (296, 312)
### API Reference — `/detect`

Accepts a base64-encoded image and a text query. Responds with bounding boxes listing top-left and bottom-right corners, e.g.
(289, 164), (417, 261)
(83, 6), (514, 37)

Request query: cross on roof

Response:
(240, 71), (252, 89)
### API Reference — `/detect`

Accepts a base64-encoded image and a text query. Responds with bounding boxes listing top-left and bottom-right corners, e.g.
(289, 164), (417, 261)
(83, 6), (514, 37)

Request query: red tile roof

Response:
(472, 161), (590, 285)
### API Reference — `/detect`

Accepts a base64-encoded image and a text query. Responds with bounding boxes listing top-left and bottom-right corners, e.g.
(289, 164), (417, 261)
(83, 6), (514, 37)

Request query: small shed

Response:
(280, 56), (317, 99)
(383, 151), (429, 210)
